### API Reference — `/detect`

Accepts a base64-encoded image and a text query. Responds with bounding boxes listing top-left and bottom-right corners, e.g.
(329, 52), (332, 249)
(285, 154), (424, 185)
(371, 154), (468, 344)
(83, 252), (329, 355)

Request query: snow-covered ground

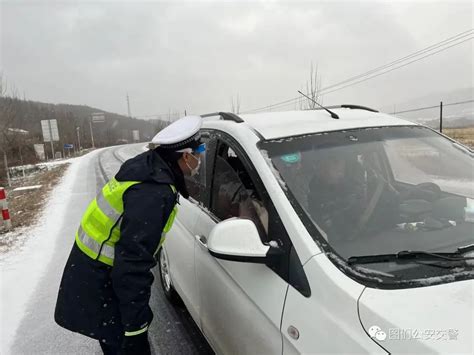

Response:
(12, 185), (42, 192)
(1, 143), (213, 355)
(8, 156), (80, 181)
(37, 156), (80, 167)
(9, 156), (79, 173)
(0, 149), (104, 354)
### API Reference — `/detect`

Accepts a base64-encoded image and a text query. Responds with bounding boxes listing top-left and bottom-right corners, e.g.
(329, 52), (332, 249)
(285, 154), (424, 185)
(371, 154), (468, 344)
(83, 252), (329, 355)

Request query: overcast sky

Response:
(1, 0), (472, 118)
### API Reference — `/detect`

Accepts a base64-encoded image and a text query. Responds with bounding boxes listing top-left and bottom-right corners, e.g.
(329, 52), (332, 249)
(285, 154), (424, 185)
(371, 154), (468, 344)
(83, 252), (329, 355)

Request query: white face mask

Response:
(186, 154), (201, 176)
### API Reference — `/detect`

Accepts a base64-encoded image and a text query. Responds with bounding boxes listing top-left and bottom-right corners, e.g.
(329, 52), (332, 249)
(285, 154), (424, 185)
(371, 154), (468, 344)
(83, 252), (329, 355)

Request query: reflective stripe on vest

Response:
(96, 191), (121, 222)
(77, 225), (115, 260)
(155, 203), (178, 255)
(75, 178), (177, 266)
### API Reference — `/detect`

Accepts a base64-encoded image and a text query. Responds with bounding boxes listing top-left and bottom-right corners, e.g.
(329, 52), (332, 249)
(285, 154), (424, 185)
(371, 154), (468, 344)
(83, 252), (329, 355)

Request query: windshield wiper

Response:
(347, 250), (474, 265)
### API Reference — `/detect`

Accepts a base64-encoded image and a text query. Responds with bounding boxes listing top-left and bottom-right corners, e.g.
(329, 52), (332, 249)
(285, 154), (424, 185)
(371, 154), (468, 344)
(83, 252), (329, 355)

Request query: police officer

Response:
(55, 115), (205, 354)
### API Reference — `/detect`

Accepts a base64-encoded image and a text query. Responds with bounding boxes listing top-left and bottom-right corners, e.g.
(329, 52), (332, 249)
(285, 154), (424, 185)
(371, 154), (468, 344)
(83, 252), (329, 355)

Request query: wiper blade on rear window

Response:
(347, 250), (474, 265)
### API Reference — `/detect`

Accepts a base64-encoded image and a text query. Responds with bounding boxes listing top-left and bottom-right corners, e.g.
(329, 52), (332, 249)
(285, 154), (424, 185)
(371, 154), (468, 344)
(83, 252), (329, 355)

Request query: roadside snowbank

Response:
(8, 157), (78, 179)
(0, 150), (98, 354)
(12, 185), (42, 192)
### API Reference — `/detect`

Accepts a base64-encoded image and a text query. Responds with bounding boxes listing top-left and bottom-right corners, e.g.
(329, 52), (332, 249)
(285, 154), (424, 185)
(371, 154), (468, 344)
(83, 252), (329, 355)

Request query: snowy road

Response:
(2, 145), (213, 355)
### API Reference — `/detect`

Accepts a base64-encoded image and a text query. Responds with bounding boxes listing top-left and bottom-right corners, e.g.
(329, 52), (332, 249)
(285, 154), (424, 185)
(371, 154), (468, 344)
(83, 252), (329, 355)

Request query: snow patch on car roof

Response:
(239, 109), (418, 140)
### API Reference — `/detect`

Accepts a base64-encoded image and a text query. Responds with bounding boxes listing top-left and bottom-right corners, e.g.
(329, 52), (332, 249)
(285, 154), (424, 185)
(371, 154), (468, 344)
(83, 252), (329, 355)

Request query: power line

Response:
(260, 84), (474, 115)
(242, 96), (302, 114)
(241, 29), (473, 114)
(137, 113), (170, 119)
(320, 36), (473, 96)
(249, 98), (474, 117)
(320, 29), (474, 93)
(393, 99), (474, 114)
(136, 111), (183, 119)
(246, 35), (473, 113)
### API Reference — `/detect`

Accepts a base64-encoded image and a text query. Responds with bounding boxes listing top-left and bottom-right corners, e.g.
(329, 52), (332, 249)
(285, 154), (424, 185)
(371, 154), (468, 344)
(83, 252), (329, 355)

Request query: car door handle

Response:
(195, 234), (208, 247)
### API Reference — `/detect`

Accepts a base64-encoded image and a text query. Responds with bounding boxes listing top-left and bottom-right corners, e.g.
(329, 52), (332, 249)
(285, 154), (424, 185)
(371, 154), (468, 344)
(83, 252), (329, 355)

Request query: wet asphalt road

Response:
(10, 145), (214, 355)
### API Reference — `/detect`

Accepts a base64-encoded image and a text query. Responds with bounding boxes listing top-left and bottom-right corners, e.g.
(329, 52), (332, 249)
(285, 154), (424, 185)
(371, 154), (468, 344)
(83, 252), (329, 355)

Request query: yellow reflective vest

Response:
(75, 177), (178, 266)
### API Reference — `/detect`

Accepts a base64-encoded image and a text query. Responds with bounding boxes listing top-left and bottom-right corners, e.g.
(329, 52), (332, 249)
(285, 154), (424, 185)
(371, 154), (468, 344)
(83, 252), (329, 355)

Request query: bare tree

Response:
(0, 73), (6, 97)
(0, 75), (39, 177)
(153, 119), (169, 133)
(304, 62), (322, 110)
(0, 74), (22, 184)
(231, 94), (240, 114)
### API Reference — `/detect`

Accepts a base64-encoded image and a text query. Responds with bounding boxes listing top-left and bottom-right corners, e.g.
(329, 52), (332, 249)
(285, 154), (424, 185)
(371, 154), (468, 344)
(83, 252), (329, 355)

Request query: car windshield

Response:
(260, 126), (474, 282)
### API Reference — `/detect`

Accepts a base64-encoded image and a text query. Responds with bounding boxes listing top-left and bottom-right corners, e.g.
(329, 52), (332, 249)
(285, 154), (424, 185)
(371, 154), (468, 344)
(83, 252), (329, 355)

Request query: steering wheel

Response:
(356, 177), (385, 233)
(409, 182), (442, 202)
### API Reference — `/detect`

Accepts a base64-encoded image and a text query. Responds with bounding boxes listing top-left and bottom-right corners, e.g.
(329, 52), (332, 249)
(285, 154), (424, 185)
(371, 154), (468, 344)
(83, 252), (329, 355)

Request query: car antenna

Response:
(297, 90), (339, 119)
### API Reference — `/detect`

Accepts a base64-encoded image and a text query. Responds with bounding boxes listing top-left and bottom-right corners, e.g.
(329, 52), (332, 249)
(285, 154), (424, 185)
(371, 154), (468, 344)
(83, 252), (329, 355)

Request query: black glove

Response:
(119, 331), (151, 355)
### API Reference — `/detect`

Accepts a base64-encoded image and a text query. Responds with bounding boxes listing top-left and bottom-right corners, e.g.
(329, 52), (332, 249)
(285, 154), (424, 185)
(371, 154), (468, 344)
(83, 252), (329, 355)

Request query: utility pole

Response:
(48, 119), (55, 159)
(19, 146), (25, 178)
(439, 101), (443, 133)
(127, 93), (132, 118)
(89, 116), (95, 149)
(3, 151), (11, 187)
(76, 126), (81, 154)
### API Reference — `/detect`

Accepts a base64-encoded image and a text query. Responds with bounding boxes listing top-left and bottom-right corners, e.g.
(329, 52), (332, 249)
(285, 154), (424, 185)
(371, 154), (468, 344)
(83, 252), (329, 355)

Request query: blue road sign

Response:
(64, 144), (74, 149)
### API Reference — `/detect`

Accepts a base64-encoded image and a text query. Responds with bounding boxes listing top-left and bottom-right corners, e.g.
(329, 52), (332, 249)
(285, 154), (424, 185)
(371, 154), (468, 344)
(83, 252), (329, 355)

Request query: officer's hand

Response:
(119, 332), (151, 355)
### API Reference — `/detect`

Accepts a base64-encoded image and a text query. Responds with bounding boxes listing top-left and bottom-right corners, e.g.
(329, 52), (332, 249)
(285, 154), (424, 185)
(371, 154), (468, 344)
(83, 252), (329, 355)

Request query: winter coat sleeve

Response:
(111, 182), (176, 335)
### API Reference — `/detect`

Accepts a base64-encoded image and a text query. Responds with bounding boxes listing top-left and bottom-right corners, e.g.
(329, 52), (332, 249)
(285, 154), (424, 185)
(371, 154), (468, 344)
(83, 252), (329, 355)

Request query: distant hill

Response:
(0, 97), (166, 143)
(0, 97), (168, 178)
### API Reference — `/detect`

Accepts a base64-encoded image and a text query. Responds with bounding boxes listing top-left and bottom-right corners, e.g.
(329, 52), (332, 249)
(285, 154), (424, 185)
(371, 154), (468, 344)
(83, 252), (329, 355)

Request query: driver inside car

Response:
(307, 149), (399, 241)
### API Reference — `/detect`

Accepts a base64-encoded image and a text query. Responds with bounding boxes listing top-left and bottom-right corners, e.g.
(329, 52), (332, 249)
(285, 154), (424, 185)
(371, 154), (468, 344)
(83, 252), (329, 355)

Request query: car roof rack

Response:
(201, 112), (244, 123)
(321, 104), (379, 113)
(309, 104), (379, 113)
(340, 104), (378, 113)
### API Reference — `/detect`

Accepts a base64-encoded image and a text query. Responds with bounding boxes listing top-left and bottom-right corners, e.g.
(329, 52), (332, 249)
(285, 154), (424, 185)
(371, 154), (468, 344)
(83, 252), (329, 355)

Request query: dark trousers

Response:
(99, 339), (121, 355)
(99, 334), (152, 355)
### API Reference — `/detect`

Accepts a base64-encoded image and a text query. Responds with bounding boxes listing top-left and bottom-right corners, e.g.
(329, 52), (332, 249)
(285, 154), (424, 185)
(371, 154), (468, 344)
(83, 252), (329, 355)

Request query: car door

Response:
(193, 133), (291, 355)
(163, 132), (211, 323)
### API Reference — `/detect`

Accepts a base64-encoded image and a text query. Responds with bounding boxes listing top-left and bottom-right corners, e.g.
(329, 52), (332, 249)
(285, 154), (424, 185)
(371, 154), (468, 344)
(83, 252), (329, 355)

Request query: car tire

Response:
(158, 247), (181, 304)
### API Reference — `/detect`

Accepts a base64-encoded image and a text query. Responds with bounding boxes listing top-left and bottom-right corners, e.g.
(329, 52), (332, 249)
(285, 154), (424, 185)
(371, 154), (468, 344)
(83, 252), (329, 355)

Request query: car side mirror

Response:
(208, 218), (270, 263)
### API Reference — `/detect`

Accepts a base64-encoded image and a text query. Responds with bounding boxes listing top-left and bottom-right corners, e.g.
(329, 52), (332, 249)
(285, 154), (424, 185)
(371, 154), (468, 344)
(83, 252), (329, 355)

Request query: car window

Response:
(210, 143), (269, 241)
(184, 135), (209, 205)
(384, 135), (473, 196)
(208, 134), (310, 294)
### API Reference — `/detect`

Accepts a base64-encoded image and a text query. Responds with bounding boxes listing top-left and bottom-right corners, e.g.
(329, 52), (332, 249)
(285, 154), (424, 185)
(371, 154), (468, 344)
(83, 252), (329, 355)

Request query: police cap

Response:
(151, 115), (203, 151)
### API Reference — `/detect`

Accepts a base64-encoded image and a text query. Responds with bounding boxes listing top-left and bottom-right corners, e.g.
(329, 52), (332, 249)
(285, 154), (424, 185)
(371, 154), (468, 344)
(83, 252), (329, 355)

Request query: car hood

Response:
(358, 279), (473, 354)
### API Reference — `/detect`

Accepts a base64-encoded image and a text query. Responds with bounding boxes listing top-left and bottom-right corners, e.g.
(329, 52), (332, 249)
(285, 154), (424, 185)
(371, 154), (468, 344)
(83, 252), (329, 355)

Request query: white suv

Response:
(157, 107), (474, 354)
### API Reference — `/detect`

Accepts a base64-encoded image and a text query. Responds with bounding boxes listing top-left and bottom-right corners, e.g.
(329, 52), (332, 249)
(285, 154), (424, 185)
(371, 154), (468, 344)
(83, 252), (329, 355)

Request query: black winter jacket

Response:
(54, 149), (184, 343)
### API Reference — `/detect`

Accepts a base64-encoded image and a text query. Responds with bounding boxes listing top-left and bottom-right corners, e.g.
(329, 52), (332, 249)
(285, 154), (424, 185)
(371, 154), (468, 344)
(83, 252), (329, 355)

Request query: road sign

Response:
(64, 144), (74, 149)
(41, 120), (51, 142)
(132, 130), (140, 142)
(50, 119), (59, 141)
(91, 112), (105, 123)
(40, 119), (59, 142)
(34, 144), (46, 160)
(40, 119), (59, 159)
